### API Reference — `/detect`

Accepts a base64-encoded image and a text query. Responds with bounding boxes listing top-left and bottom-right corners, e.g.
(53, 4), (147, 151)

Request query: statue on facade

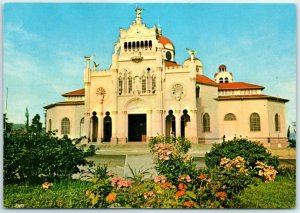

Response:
(114, 42), (120, 54)
(93, 61), (100, 70)
(135, 7), (144, 19)
(134, 7), (144, 24)
(186, 48), (198, 60)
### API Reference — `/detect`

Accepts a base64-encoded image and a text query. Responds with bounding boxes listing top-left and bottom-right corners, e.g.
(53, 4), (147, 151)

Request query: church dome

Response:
(183, 57), (203, 67)
(159, 36), (174, 49)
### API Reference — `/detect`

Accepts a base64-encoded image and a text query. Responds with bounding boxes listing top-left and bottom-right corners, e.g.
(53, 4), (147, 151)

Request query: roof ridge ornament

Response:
(135, 7), (144, 24)
(186, 48), (198, 60)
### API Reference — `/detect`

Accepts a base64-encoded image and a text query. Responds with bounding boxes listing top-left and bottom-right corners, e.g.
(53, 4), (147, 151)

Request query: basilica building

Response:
(44, 8), (289, 147)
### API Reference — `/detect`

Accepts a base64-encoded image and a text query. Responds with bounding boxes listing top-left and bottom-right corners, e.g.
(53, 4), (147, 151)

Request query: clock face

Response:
(166, 51), (172, 61)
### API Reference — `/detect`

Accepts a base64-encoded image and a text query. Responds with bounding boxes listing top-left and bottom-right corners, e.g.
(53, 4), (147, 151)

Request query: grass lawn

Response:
(238, 176), (296, 208)
(4, 180), (92, 208)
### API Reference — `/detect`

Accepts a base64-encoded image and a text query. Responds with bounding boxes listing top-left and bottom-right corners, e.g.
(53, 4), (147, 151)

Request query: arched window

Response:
(145, 40), (148, 48)
(124, 42), (127, 50)
(224, 113), (236, 121)
(152, 75), (156, 93)
(181, 109), (191, 137)
(250, 113), (261, 131)
(91, 112), (98, 142)
(118, 77), (123, 95)
(203, 113), (210, 132)
(225, 77), (229, 83)
(137, 41), (140, 49)
(196, 86), (200, 98)
(80, 118), (84, 137)
(219, 78), (223, 83)
(48, 119), (52, 131)
(61, 117), (70, 135)
(147, 70), (151, 93)
(275, 114), (280, 132)
(128, 76), (133, 94)
(142, 76), (146, 93)
(103, 112), (112, 142)
(124, 72), (128, 94)
(132, 41), (135, 50)
(166, 110), (176, 137)
(149, 40), (152, 48)
(128, 42), (131, 49)
(141, 41), (144, 48)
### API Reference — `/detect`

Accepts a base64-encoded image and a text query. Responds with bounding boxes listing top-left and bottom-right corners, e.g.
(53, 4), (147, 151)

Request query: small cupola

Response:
(214, 64), (233, 83)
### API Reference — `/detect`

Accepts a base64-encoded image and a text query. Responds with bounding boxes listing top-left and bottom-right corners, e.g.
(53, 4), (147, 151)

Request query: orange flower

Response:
(198, 174), (208, 180)
(162, 182), (172, 188)
(178, 183), (187, 191)
(216, 191), (227, 200)
(106, 192), (117, 203)
(175, 190), (185, 197)
(183, 201), (194, 208)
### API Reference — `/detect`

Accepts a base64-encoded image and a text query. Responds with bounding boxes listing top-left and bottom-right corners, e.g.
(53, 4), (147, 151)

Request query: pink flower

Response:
(111, 176), (121, 186)
(154, 175), (166, 183)
(117, 180), (132, 188)
(144, 191), (156, 199)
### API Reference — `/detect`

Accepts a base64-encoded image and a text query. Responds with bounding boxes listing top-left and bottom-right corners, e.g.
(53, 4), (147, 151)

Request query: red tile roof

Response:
(216, 94), (288, 102)
(196, 75), (219, 86)
(159, 36), (174, 48)
(44, 101), (84, 109)
(218, 82), (264, 90)
(62, 88), (85, 97)
(165, 61), (181, 67)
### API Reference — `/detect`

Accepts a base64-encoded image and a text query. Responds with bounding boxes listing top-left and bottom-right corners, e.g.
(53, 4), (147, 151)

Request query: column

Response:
(84, 112), (90, 143)
(175, 110), (181, 137)
(189, 109), (198, 143)
(161, 110), (166, 136)
(146, 110), (152, 142)
(111, 111), (118, 144)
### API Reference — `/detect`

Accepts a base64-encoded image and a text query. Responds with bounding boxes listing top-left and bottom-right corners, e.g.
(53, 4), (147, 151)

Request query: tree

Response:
(25, 107), (29, 132)
(30, 114), (43, 134)
(287, 125), (290, 140)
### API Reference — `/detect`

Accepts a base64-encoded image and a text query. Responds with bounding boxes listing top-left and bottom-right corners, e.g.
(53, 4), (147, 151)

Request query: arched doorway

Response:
(91, 111), (98, 142)
(103, 112), (112, 142)
(166, 110), (176, 137)
(181, 109), (191, 137)
(80, 118), (84, 137)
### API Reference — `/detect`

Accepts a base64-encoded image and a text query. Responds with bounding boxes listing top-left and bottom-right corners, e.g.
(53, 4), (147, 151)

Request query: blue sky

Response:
(3, 3), (296, 128)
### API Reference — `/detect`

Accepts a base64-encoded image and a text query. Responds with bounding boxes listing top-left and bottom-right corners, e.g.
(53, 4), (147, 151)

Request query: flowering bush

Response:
(255, 161), (277, 182)
(84, 137), (275, 208)
(205, 138), (279, 170)
(149, 136), (196, 184)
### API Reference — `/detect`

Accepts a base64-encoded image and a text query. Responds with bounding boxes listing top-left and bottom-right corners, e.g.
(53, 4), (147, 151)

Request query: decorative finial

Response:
(135, 7), (144, 24)
(84, 56), (91, 69)
(186, 48), (198, 60)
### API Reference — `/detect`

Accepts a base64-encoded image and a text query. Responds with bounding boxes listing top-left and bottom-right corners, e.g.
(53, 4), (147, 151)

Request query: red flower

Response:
(183, 201), (194, 208)
(178, 183), (187, 191)
(175, 190), (185, 197)
(216, 191), (227, 200)
(162, 182), (172, 188)
(198, 174), (208, 180)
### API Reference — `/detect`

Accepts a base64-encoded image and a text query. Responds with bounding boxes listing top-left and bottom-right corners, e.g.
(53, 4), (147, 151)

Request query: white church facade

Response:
(44, 8), (289, 147)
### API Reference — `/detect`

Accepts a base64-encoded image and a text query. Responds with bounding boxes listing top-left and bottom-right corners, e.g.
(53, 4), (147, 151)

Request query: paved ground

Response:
(74, 143), (295, 179)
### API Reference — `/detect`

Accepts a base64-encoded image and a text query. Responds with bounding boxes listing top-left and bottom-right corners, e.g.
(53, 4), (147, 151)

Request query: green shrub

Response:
(205, 138), (279, 170)
(4, 131), (96, 183)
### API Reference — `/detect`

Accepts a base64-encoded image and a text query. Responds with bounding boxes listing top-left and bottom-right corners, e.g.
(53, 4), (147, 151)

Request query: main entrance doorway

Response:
(128, 114), (146, 142)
